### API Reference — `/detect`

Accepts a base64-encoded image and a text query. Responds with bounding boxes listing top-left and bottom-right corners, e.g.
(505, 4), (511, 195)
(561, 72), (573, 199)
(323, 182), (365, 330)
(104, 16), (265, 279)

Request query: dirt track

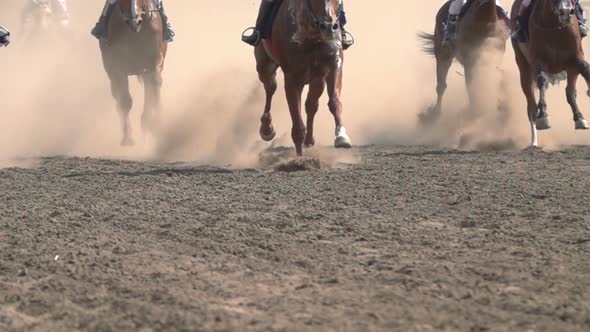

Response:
(0, 145), (589, 331)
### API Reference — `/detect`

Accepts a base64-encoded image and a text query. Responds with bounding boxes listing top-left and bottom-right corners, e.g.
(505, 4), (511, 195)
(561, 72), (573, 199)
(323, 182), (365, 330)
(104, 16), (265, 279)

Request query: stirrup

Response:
(342, 30), (354, 50)
(241, 27), (261, 46)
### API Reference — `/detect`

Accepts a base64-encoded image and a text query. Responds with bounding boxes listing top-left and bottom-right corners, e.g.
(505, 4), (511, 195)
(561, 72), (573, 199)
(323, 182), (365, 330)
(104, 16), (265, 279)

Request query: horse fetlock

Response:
(436, 84), (447, 95)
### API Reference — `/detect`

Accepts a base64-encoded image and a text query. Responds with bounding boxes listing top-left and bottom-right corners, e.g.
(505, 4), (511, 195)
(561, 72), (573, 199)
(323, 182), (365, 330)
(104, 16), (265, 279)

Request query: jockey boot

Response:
(442, 14), (459, 48)
(91, 1), (115, 40)
(511, 15), (529, 43)
(338, 6), (354, 50)
(242, 0), (274, 46)
(158, 3), (175, 43)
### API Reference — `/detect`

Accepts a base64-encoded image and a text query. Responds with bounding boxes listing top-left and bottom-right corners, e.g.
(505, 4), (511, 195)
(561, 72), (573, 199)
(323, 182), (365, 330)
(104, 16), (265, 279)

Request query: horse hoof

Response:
(575, 119), (589, 130)
(535, 117), (551, 130)
(334, 127), (352, 149)
(260, 128), (276, 142)
(334, 136), (352, 149)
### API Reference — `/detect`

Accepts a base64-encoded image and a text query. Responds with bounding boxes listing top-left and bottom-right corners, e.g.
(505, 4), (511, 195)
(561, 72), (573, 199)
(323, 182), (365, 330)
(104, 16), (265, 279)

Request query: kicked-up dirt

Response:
(1, 144), (589, 331)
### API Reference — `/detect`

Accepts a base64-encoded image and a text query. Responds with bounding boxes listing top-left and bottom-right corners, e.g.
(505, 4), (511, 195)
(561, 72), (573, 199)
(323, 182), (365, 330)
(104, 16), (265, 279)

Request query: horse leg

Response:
(326, 62), (351, 149)
(256, 46), (279, 141)
(110, 74), (133, 146)
(535, 69), (550, 130)
(434, 55), (453, 115)
(514, 49), (538, 147)
(304, 78), (325, 147)
(284, 76), (305, 156)
(142, 71), (163, 134)
(566, 66), (589, 130)
(421, 54), (452, 124)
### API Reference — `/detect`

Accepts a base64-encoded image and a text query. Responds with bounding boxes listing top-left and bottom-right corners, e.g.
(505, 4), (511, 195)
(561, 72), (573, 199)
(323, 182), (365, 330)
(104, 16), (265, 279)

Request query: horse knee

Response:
(119, 95), (132, 111)
(328, 98), (341, 113)
(436, 83), (447, 95)
(305, 99), (319, 113)
(535, 74), (548, 89)
(576, 59), (590, 78)
(265, 80), (277, 94)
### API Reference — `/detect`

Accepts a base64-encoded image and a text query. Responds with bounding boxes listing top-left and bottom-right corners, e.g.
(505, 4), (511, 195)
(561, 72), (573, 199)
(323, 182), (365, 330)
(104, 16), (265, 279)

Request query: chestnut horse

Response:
(511, 0), (590, 147)
(255, 0), (351, 157)
(99, 0), (167, 146)
(419, 0), (509, 122)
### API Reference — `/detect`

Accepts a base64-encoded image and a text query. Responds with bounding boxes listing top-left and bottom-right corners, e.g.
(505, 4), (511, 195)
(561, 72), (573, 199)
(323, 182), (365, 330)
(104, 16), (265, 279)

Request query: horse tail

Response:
(417, 32), (436, 56)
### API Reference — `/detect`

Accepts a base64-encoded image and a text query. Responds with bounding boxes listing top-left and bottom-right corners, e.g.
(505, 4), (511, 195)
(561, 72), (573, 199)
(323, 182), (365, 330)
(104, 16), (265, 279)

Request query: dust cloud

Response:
(1, 1), (589, 168)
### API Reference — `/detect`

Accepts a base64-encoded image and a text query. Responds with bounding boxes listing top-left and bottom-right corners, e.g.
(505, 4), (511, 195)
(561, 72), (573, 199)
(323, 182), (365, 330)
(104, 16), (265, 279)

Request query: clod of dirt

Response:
(274, 158), (321, 172)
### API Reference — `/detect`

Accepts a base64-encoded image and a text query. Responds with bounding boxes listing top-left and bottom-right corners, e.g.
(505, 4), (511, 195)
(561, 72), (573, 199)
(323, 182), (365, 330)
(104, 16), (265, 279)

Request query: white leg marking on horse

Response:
(530, 121), (538, 147)
(334, 126), (351, 148)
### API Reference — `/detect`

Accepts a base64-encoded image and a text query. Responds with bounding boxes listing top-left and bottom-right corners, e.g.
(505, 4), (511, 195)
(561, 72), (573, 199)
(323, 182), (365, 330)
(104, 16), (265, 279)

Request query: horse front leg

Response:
(535, 68), (550, 130)
(515, 55), (538, 147)
(110, 74), (134, 146)
(284, 75), (305, 157)
(304, 78), (325, 147)
(142, 71), (163, 135)
(256, 46), (279, 141)
(326, 60), (351, 149)
(566, 66), (589, 130)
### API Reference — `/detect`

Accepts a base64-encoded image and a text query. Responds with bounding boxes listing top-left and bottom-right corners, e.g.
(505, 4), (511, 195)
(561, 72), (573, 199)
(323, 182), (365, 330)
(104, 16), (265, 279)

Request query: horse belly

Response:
(101, 41), (163, 75)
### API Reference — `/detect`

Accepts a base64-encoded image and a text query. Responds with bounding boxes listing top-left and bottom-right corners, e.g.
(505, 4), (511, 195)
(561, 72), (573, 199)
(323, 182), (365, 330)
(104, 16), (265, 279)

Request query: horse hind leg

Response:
(566, 65), (589, 130)
(535, 70), (550, 130)
(111, 75), (134, 146)
(256, 46), (279, 141)
(421, 55), (452, 125)
(142, 72), (163, 136)
(304, 78), (325, 147)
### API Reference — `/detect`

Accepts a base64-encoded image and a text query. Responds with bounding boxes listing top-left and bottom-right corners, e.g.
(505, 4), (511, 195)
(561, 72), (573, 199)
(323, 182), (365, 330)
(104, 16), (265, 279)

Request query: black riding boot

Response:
(443, 14), (458, 47)
(511, 15), (529, 43)
(158, 3), (175, 43)
(91, 1), (115, 39)
(242, 0), (274, 46)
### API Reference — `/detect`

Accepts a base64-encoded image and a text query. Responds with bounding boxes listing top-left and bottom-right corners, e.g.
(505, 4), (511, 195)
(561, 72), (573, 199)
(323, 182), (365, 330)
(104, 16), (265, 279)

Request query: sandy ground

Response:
(1, 145), (590, 331)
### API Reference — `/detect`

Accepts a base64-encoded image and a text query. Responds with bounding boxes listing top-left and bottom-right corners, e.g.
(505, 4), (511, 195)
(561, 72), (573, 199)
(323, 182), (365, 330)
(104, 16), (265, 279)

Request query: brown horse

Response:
(99, 0), (167, 146)
(511, 0), (590, 147)
(255, 0), (351, 157)
(419, 0), (509, 122)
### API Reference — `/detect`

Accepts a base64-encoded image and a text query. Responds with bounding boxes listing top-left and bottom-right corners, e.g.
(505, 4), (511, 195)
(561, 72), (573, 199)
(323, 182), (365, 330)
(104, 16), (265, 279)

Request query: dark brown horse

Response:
(512, 0), (590, 147)
(99, 0), (167, 146)
(419, 0), (509, 122)
(255, 0), (351, 157)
